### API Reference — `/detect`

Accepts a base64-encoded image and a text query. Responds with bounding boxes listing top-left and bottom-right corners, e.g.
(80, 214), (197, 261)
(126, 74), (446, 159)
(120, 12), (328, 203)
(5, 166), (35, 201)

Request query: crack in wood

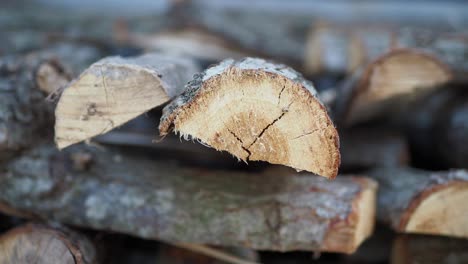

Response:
(227, 128), (252, 158)
(291, 128), (320, 140)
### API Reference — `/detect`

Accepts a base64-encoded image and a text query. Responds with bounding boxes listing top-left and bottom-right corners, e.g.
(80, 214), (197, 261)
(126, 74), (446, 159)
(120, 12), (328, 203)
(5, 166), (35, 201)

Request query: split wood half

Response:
(0, 144), (375, 253)
(370, 167), (468, 239)
(0, 223), (97, 264)
(160, 58), (340, 178)
(55, 53), (200, 149)
(336, 49), (453, 125)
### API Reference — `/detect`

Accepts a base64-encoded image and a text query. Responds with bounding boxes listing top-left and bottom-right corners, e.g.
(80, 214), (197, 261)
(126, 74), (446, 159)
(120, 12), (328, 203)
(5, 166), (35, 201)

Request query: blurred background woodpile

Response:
(1, 0), (468, 263)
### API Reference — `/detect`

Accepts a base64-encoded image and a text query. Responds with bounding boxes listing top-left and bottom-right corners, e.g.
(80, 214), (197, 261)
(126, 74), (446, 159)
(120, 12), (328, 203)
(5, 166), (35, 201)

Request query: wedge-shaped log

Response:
(0, 223), (97, 264)
(335, 50), (452, 125)
(370, 167), (468, 238)
(160, 58), (340, 178)
(0, 144), (375, 253)
(55, 53), (199, 149)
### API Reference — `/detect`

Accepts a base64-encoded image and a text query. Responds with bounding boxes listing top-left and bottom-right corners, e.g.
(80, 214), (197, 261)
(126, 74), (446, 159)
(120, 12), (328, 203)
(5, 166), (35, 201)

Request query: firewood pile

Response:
(1, 1), (468, 263)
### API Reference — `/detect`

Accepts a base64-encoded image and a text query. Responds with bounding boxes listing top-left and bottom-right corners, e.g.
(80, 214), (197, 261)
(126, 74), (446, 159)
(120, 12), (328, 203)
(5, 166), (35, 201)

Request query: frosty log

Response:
(160, 58), (340, 178)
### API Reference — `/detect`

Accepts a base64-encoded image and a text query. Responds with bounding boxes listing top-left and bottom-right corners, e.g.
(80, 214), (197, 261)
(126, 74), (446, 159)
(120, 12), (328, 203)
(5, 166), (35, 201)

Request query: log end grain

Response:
(55, 53), (198, 149)
(160, 58), (340, 178)
(345, 49), (452, 125)
(0, 223), (97, 264)
(401, 181), (468, 238)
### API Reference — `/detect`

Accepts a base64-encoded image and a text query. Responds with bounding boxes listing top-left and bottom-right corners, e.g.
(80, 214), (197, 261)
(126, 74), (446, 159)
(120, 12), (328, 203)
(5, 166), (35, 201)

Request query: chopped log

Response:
(392, 235), (468, 264)
(405, 83), (468, 169)
(55, 53), (200, 149)
(304, 23), (468, 75)
(160, 58), (340, 178)
(335, 49), (453, 125)
(340, 128), (409, 172)
(369, 167), (468, 238)
(0, 143), (376, 253)
(0, 223), (97, 264)
(128, 27), (251, 63)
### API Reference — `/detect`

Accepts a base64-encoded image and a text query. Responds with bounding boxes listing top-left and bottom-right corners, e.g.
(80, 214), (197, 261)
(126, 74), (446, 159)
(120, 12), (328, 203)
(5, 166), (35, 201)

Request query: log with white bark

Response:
(369, 167), (468, 239)
(304, 23), (468, 75)
(0, 223), (97, 264)
(160, 58), (340, 178)
(392, 235), (468, 264)
(54, 53), (200, 149)
(0, 143), (376, 253)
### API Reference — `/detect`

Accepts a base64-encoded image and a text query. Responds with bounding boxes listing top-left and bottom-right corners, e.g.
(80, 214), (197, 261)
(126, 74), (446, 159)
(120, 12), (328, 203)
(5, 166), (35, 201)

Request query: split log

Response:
(392, 235), (468, 264)
(339, 128), (409, 172)
(369, 167), (468, 238)
(160, 58), (340, 178)
(0, 223), (97, 264)
(304, 23), (468, 75)
(405, 83), (468, 169)
(55, 53), (200, 149)
(0, 143), (376, 253)
(334, 49), (454, 125)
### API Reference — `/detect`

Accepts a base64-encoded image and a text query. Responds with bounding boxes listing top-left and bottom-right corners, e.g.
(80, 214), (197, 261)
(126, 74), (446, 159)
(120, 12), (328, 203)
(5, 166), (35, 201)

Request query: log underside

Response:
(55, 53), (199, 149)
(370, 168), (468, 238)
(160, 58), (340, 178)
(0, 144), (375, 253)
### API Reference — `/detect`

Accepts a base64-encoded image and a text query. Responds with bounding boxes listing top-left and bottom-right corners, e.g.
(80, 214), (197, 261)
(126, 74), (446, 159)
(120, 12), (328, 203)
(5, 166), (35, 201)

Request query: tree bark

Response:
(0, 223), (97, 264)
(369, 167), (468, 238)
(0, 143), (376, 253)
(160, 58), (340, 178)
(339, 128), (409, 172)
(391, 235), (468, 264)
(54, 53), (200, 149)
(0, 43), (102, 162)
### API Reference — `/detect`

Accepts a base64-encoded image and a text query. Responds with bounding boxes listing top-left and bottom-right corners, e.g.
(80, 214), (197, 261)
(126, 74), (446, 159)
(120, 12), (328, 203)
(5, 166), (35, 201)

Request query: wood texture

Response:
(369, 167), (468, 238)
(55, 53), (200, 149)
(160, 58), (340, 178)
(392, 235), (468, 264)
(0, 223), (97, 264)
(0, 143), (376, 253)
(335, 49), (453, 125)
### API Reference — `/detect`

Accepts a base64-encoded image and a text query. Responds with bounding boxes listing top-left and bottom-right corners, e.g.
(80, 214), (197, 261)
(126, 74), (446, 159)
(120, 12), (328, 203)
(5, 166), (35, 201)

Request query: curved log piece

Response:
(160, 58), (340, 178)
(369, 167), (468, 238)
(0, 144), (376, 253)
(304, 23), (468, 75)
(55, 53), (200, 149)
(0, 223), (97, 264)
(336, 49), (452, 126)
(392, 235), (468, 264)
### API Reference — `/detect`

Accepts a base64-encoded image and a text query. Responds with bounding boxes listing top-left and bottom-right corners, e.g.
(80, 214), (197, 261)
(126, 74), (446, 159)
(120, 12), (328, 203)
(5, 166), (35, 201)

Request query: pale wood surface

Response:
(160, 58), (340, 178)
